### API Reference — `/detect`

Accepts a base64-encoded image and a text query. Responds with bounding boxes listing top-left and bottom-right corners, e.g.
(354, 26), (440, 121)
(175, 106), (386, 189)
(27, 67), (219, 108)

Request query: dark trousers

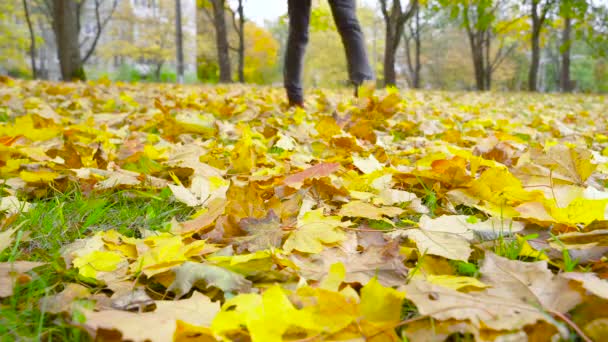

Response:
(284, 0), (374, 104)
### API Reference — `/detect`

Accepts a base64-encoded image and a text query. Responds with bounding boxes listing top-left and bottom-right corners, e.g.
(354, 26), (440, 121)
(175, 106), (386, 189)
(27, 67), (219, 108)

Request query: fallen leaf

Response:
(0, 227), (17, 254)
(391, 228), (472, 261)
(236, 210), (284, 252)
(338, 200), (403, 224)
(352, 154), (384, 174)
(283, 209), (350, 254)
(283, 162), (340, 189)
(0, 261), (45, 297)
(402, 278), (548, 331)
(83, 292), (220, 342)
(561, 272), (608, 299)
(0, 196), (31, 214)
(168, 261), (251, 298)
(480, 253), (582, 313)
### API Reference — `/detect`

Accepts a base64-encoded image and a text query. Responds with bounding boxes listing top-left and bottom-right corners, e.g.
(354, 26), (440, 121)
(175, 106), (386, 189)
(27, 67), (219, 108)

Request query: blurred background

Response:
(0, 0), (606, 92)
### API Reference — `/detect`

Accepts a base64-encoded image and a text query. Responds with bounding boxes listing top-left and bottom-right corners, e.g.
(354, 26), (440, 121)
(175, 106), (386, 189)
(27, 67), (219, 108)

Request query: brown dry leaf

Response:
(480, 253), (582, 313)
(390, 227), (472, 262)
(402, 278), (548, 331)
(530, 145), (596, 185)
(0, 227), (17, 254)
(291, 236), (408, 286)
(82, 292), (220, 342)
(168, 261), (251, 298)
(561, 272), (608, 299)
(110, 287), (155, 312)
(176, 198), (227, 234)
(550, 229), (608, 249)
(0, 261), (45, 297)
(41, 284), (88, 312)
(338, 200), (403, 223)
(419, 215), (524, 241)
(235, 210), (284, 252)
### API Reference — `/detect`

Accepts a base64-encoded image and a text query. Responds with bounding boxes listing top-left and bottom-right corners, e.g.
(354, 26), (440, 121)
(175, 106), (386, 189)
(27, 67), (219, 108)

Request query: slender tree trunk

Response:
(175, 0), (184, 84)
(467, 30), (486, 91)
(211, 0), (232, 83)
(155, 61), (164, 81)
(528, 1), (541, 92)
(403, 34), (414, 87)
(380, 0), (417, 87)
(22, 0), (37, 79)
(484, 30), (491, 90)
(383, 20), (397, 86)
(560, 15), (572, 92)
(237, 0), (245, 83)
(529, 30), (541, 91)
(52, 0), (85, 81)
(413, 7), (421, 88)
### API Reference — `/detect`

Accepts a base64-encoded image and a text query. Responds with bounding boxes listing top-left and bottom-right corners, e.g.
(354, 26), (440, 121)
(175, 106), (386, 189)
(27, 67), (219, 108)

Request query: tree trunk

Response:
(560, 15), (572, 92)
(52, 0), (85, 81)
(175, 0), (184, 84)
(467, 30), (485, 91)
(155, 62), (164, 81)
(528, 1), (542, 92)
(529, 30), (540, 91)
(484, 30), (491, 90)
(380, 0), (417, 87)
(23, 0), (37, 79)
(383, 21), (398, 87)
(413, 7), (421, 89)
(211, 0), (232, 83)
(237, 0), (245, 83)
(403, 33), (414, 88)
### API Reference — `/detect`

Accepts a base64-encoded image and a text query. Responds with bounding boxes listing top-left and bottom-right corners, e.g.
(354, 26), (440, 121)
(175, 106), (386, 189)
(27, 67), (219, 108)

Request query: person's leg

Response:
(328, 0), (374, 89)
(284, 0), (312, 106)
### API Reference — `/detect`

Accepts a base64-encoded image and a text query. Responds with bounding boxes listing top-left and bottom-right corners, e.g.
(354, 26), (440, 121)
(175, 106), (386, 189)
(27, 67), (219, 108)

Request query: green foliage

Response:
(160, 69), (177, 83)
(197, 57), (220, 83)
(493, 233), (539, 261)
(452, 260), (480, 277)
(113, 64), (142, 82)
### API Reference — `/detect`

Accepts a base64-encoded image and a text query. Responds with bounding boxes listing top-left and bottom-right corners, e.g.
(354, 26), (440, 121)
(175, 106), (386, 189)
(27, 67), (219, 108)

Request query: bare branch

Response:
(82, 0), (118, 64)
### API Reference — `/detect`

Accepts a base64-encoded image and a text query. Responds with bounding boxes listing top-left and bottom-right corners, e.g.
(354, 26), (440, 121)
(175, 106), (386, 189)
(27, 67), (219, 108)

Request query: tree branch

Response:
(82, 0), (118, 64)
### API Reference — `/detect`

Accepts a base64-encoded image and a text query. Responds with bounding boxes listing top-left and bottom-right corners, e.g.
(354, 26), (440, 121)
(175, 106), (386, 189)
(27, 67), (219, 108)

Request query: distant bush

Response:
(160, 69), (176, 83)
(113, 64), (141, 82)
(197, 57), (219, 83)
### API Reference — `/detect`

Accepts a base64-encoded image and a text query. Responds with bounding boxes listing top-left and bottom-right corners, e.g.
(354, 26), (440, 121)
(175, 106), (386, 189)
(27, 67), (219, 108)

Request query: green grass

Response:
(0, 185), (193, 341)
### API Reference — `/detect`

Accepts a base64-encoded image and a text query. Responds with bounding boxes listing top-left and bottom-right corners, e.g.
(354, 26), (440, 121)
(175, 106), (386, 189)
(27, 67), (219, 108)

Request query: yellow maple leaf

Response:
(132, 235), (187, 277)
(19, 170), (60, 183)
(73, 251), (124, 279)
(283, 209), (350, 253)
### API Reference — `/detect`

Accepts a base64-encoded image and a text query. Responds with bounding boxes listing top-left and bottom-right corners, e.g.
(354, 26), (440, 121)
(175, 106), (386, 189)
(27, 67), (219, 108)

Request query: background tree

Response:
(200, 0), (232, 83)
(379, 0), (418, 87)
(243, 22), (279, 84)
(22, 0), (38, 79)
(228, 0), (245, 83)
(528, 0), (556, 91)
(40, 0), (117, 81)
(101, 0), (180, 81)
(402, 3), (422, 88)
(440, 0), (521, 90)
(558, 0), (587, 92)
(0, 1), (30, 77)
(175, 0), (185, 84)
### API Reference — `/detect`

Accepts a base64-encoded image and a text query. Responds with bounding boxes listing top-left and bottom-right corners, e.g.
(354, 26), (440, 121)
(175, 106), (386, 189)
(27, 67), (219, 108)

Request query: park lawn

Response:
(1, 78), (608, 341)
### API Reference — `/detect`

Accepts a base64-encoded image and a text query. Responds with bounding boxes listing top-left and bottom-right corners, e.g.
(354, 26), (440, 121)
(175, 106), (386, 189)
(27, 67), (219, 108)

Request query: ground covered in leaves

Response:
(1, 77), (608, 341)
